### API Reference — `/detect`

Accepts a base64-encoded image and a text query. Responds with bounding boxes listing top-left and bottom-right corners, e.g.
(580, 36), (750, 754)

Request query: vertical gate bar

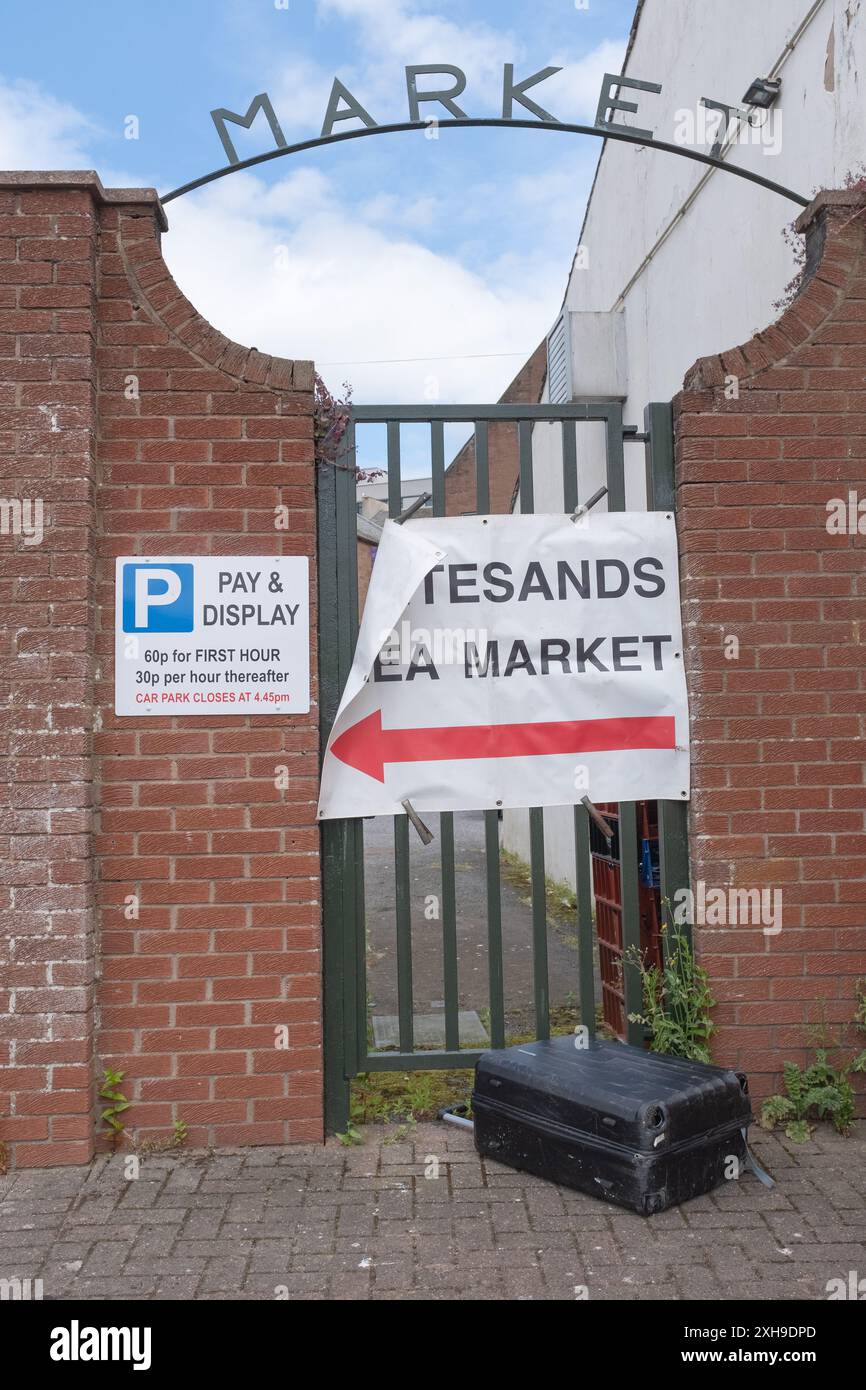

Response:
(354, 817), (368, 1063)
(645, 401), (691, 951)
(644, 400), (675, 510)
(658, 801), (691, 952)
(605, 408), (639, 1039)
(475, 420), (490, 512)
(387, 420), (412, 1050)
(485, 811), (506, 1048)
(338, 788), (358, 1076)
(440, 811), (460, 1052)
(604, 403), (626, 512)
(518, 419), (534, 511)
(394, 814), (414, 1052)
(430, 420), (459, 1049)
(562, 420), (578, 512)
(336, 424), (358, 700)
(477, 419), (503, 1047)
(318, 430), (353, 1130)
(521, 418), (548, 1039)
(338, 429), (368, 1068)
(334, 448), (361, 1078)
(573, 804), (596, 1038)
(387, 420), (402, 517)
(431, 419), (446, 514)
(321, 822), (349, 1131)
(618, 801), (644, 1046)
(563, 421), (586, 1032)
(529, 807), (550, 1040)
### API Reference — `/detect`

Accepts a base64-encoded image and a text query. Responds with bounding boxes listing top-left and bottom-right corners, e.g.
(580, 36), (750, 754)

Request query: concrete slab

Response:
(371, 1010), (489, 1049)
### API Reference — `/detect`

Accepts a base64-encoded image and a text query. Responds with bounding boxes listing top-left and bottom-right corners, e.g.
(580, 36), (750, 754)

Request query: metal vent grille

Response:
(546, 310), (572, 404)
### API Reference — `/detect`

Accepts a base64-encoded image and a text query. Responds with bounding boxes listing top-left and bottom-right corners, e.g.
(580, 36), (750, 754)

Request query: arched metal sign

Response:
(161, 69), (810, 208)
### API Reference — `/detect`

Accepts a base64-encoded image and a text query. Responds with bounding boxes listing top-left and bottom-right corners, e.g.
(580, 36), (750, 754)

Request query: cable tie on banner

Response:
(581, 795), (614, 844)
(394, 492), (432, 524)
(570, 485), (608, 523)
(401, 799), (434, 845)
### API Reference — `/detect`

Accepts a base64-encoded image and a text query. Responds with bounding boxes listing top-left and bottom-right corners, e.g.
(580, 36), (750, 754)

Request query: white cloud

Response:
(511, 149), (598, 231)
(547, 38), (630, 122)
(360, 191), (438, 230)
(318, 0), (516, 113)
(0, 77), (100, 168)
(259, 58), (340, 141)
(162, 168), (560, 403)
(0, 75), (159, 189)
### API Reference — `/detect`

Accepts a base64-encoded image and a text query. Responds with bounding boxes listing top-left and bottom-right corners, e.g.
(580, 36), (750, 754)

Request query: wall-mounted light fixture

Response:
(741, 76), (781, 109)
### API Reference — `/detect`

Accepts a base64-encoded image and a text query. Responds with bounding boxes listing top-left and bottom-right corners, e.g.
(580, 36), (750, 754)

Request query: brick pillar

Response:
(674, 188), (866, 1104)
(0, 174), (102, 1166)
(94, 197), (320, 1153)
(0, 174), (320, 1170)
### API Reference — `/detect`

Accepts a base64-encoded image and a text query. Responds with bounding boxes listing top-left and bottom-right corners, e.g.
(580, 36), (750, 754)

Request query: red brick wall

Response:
(0, 175), (102, 1168)
(675, 189), (866, 1104)
(357, 535), (376, 611)
(0, 175), (321, 1168)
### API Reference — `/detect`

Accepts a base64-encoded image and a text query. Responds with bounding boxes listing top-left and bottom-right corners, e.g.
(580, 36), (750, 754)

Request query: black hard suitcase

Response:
(472, 1036), (752, 1215)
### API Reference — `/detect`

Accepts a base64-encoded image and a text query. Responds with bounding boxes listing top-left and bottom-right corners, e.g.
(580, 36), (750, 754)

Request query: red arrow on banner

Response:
(330, 709), (676, 783)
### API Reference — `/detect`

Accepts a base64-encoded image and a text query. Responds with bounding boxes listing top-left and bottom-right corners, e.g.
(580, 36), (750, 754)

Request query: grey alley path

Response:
(363, 809), (587, 1038)
(2, 1122), (865, 1301)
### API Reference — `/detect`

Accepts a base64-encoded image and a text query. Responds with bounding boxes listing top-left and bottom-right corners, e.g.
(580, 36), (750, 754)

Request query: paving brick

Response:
(2, 1111), (866, 1302)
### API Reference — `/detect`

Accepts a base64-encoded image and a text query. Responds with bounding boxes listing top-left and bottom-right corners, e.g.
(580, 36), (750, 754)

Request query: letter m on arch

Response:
(210, 92), (287, 166)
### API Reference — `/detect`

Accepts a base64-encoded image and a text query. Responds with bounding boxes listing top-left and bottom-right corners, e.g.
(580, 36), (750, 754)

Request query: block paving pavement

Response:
(1, 1123), (865, 1301)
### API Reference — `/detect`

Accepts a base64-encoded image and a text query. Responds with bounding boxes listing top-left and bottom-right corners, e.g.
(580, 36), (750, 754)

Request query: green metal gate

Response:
(317, 400), (689, 1133)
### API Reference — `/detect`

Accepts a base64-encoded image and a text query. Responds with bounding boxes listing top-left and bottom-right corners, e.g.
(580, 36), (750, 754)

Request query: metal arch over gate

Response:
(316, 398), (690, 1134)
(161, 116), (809, 207)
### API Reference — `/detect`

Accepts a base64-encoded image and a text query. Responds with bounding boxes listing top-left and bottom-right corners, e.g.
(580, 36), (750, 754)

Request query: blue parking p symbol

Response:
(122, 563), (194, 632)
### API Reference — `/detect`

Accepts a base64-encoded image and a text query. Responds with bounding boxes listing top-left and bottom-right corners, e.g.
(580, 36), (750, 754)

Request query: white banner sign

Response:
(318, 513), (689, 818)
(115, 556), (310, 716)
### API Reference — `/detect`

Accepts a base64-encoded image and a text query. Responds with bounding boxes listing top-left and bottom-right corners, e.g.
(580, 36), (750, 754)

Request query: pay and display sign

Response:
(318, 513), (689, 818)
(115, 556), (310, 716)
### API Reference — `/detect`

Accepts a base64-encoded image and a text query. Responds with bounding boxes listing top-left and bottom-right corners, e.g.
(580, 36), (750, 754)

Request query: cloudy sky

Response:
(1, 0), (635, 410)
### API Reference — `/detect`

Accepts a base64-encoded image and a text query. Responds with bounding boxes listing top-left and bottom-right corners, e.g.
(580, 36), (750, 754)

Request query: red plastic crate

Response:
(598, 942), (625, 1038)
(591, 854), (621, 908)
(590, 800), (665, 1041)
(595, 895), (622, 950)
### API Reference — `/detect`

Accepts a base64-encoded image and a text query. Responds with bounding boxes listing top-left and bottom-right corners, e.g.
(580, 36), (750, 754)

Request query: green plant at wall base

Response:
(383, 1119), (417, 1145)
(135, 1117), (189, 1157)
(336, 1124), (364, 1147)
(760, 1058), (855, 1143)
(99, 1068), (130, 1146)
(761, 982), (866, 1143)
(627, 927), (716, 1063)
(0, 1139), (8, 1177)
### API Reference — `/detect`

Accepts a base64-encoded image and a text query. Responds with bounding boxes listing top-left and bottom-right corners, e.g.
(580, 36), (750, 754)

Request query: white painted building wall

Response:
(502, 0), (866, 883)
